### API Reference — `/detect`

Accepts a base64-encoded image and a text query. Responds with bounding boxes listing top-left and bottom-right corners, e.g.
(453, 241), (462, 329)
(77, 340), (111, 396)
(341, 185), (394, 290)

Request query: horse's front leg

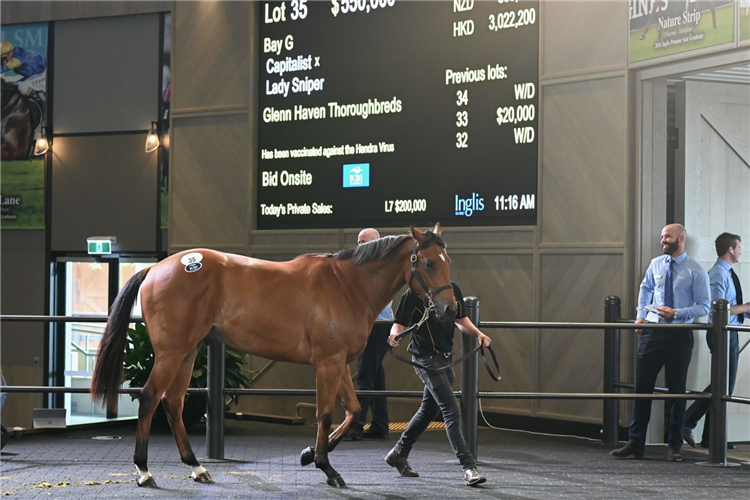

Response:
(300, 361), (346, 487)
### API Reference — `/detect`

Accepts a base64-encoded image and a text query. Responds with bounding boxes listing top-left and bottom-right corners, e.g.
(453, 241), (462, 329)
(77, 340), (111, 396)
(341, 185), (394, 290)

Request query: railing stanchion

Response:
(707, 299), (729, 465)
(603, 296), (621, 444)
(206, 339), (225, 459)
(461, 296), (480, 461)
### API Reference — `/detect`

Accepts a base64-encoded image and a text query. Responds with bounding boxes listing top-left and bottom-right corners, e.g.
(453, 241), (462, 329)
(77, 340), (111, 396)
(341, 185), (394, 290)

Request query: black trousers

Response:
(628, 328), (694, 449)
(354, 323), (390, 434)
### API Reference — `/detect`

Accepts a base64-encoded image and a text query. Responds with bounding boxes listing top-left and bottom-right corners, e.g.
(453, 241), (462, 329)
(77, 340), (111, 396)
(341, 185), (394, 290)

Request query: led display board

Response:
(258, 0), (539, 229)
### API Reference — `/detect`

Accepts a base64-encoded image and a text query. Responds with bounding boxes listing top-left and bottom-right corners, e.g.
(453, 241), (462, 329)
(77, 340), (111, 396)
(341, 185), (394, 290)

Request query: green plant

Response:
(123, 322), (256, 405)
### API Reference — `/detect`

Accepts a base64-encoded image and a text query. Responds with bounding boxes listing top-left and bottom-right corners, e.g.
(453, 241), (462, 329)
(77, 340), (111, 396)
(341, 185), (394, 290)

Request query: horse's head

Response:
(408, 223), (457, 322)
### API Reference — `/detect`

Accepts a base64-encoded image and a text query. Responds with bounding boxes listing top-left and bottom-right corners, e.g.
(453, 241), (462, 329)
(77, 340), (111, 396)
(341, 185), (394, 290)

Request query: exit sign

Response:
(87, 240), (112, 255)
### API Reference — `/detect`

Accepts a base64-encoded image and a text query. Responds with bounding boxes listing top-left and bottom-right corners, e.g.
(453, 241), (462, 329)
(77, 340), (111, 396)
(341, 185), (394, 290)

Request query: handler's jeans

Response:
(394, 354), (477, 470)
(628, 328), (693, 450)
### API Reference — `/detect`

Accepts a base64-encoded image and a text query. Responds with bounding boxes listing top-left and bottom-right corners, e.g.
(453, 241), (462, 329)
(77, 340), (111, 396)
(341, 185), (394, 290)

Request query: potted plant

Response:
(123, 323), (256, 428)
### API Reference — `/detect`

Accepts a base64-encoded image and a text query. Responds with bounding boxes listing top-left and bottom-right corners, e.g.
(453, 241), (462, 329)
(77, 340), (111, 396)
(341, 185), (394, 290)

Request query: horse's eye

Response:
(424, 260), (436, 270)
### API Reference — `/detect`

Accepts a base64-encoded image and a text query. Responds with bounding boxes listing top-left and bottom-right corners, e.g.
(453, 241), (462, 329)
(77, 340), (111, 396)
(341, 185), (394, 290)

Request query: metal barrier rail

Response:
(602, 297), (742, 466)
(465, 297), (744, 467)
(1, 298), (743, 467)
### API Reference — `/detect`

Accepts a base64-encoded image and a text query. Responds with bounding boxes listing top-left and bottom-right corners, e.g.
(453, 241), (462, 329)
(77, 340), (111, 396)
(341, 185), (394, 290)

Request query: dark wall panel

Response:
(50, 134), (157, 252)
(0, 230), (46, 366)
(53, 13), (160, 134)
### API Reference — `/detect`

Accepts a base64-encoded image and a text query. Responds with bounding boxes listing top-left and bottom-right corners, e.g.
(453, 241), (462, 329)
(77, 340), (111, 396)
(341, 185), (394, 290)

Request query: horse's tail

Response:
(90, 267), (151, 413)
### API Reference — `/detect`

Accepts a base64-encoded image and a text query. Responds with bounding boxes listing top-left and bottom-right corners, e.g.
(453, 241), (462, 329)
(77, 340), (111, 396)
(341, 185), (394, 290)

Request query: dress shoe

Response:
(342, 428), (363, 441)
(385, 448), (419, 477)
(683, 428), (696, 448)
(464, 468), (486, 487)
(668, 448), (683, 462)
(700, 441), (735, 450)
(610, 443), (645, 458)
(363, 430), (389, 440)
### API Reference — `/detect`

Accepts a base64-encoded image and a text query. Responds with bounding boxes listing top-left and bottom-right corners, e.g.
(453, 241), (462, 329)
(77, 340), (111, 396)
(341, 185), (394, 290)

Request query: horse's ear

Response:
(432, 223), (442, 237)
(410, 225), (426, 245)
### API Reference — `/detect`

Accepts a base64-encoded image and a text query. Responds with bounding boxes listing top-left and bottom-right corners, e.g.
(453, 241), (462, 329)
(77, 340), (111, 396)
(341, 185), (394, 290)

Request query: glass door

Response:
(53, 257), (155, 425)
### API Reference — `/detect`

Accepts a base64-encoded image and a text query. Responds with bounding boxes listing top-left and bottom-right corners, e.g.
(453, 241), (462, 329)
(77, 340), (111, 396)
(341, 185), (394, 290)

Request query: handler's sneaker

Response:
(464, 468), (486, 486)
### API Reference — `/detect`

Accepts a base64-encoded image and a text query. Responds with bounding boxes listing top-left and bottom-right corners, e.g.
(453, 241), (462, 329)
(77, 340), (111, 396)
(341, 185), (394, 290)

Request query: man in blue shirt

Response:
(611, 223), (711, 462)
(344, 228), (394, 441)
(683, 232), (749, 449)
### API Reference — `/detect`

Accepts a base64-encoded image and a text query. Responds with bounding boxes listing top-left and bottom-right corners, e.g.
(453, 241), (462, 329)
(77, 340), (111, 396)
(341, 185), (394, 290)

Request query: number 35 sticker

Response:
(181, 252), (204, 273)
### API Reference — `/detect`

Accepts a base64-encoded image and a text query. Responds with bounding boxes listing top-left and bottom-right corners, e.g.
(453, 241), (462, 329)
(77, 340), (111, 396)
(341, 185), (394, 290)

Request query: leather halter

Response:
(408, 240), (453, 309)
(389, 240), (502, 381)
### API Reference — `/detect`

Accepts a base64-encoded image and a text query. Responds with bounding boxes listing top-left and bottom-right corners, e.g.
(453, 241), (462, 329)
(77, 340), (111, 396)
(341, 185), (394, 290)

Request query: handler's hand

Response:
(477, 333), (491, 347)
(388, 333), (400, 347)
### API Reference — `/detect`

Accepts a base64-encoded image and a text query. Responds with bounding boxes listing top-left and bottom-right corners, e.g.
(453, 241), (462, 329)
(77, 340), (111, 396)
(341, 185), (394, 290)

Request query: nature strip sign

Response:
(629, 0), (735, 64)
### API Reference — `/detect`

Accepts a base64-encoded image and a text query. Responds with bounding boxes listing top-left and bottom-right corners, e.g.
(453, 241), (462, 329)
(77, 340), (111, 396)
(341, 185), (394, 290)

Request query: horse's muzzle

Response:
(435, 299), (457, 322)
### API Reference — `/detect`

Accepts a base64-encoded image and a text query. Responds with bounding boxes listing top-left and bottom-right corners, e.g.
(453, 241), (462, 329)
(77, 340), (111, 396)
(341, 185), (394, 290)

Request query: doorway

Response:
(638, 57), (750, 445)
(50, 256), (155, 425)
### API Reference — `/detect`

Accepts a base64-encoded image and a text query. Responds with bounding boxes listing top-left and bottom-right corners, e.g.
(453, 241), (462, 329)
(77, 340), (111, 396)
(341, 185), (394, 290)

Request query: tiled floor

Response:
(1, 420), (748, 499)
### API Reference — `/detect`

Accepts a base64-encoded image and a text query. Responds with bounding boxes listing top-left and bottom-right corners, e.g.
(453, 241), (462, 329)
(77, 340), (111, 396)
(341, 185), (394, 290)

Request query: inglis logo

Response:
(454, 193), (484, 217)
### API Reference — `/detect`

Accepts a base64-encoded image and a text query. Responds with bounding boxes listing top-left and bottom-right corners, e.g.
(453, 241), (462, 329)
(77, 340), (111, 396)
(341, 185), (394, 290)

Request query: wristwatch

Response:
(672, 310), (678, 319)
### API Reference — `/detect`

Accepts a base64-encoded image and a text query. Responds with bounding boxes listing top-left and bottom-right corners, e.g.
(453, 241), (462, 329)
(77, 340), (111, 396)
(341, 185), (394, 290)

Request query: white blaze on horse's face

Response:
(439, 252), (446, 263)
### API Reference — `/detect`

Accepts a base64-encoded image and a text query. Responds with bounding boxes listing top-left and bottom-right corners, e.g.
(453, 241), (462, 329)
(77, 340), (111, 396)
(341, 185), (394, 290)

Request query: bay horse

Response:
(1, 79), (34, 161)
(91, 224), (456, 488)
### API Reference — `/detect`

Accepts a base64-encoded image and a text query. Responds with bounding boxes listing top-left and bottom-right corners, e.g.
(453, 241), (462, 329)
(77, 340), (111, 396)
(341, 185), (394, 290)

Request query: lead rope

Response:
(391, 241), (501, 380)
(394, 296), (435, 343)
(389, 303), (502, 381)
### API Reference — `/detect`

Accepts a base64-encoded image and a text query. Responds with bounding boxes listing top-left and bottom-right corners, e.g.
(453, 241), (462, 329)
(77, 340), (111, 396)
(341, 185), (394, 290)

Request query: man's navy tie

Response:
(664, 258), (674, 322)
(730, 268), (744, 324)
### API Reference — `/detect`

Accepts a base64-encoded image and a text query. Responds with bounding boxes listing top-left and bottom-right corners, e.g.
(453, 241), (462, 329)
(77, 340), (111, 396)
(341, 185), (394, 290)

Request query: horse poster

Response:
(1, 22), (48, 229)
(629, 0), (736, 64)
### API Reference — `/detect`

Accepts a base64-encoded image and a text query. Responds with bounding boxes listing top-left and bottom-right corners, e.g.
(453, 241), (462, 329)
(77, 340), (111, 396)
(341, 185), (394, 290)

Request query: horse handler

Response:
(385, 281), (491, 487)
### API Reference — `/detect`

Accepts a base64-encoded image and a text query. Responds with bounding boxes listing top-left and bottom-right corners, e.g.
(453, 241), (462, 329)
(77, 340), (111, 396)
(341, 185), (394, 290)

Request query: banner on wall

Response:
(159, 13), (171, 229)
(1, 23), (49, 229)
(630, 0), (735, 64)
(741, 1), (750, 42)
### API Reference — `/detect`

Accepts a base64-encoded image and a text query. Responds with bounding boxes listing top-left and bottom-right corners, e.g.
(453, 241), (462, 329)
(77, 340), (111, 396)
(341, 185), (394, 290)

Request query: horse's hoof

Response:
(326, 475), (346, 488)
(300, 446), (315, 466)
(137, 477), (157, 488)
(193, 471), (213, 483)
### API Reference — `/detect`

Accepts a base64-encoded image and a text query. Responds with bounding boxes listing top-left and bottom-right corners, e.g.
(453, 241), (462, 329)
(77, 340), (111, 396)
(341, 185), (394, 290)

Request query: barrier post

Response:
(461, 296), (480, 461)
(602, 296), (621, 444)
(707, 299), (730, 465)
(206, 339), (225, 459)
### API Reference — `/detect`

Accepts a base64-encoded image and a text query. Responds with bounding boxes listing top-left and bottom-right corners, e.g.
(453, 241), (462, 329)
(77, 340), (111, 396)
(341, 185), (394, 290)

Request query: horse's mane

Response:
(329, 229), (446, 266)
(1, 80), (19, 106)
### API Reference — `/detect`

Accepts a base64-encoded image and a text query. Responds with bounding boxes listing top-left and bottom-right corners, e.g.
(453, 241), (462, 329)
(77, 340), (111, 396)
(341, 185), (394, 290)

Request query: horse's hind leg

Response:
(161, 347), (212, 483)
(133, 355), (183, 487)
